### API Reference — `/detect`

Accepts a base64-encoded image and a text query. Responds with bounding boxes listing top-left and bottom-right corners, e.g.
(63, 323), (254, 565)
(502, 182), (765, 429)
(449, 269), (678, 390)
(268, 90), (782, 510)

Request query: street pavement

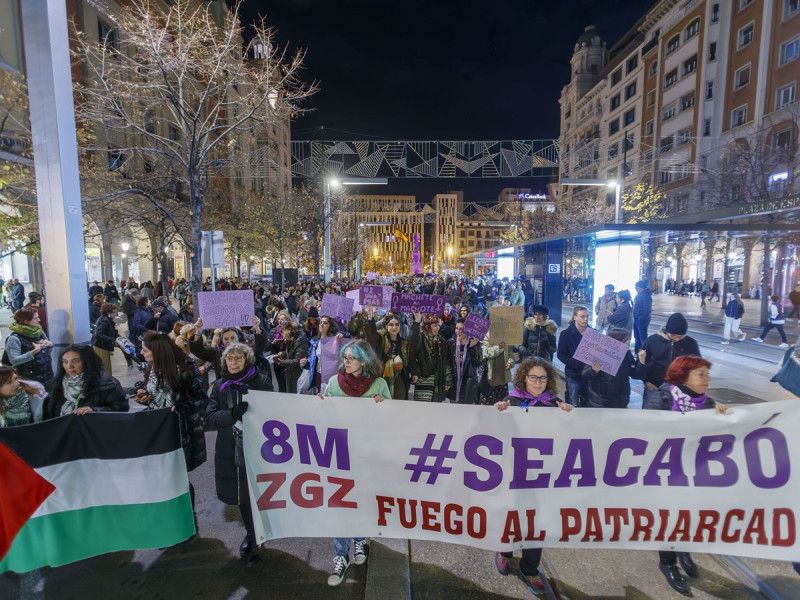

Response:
(1, 297), (799, 600)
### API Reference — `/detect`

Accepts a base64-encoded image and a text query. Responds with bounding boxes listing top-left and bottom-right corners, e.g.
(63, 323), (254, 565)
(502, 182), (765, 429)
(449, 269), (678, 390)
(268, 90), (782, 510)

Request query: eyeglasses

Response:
(343, 355), (359, 362)
(525, 375), (549, 383)
(226, 355), (245, 361)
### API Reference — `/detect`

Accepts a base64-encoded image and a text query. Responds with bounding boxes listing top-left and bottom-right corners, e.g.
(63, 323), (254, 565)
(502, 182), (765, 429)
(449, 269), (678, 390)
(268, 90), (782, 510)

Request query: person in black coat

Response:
(582, 328), (641, 408)
(91, 303), (120, 375)
(205, 342), (273, 560)
(522, 305), (557, 361)
(556, 305), (591, 406)
(44, 344), (128, 418)
(275, 320), (309, 394)
(104, 280), (121, 304)
(446, 319), (482, 404)
(606, 289), (633, 335)
(147, 300), (179, 334)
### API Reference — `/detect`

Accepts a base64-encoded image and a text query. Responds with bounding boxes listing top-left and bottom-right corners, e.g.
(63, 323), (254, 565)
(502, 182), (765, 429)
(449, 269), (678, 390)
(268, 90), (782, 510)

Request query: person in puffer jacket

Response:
(581, 328), (641, 408)
(521, 304), (557, 361)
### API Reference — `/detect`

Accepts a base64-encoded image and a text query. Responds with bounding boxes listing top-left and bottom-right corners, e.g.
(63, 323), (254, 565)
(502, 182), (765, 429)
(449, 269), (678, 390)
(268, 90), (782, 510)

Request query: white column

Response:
(21, 0), (91, 347)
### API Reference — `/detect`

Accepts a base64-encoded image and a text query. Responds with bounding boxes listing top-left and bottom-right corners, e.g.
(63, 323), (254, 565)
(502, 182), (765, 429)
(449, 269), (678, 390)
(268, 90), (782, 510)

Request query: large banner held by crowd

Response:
(243, 393), (800, 561)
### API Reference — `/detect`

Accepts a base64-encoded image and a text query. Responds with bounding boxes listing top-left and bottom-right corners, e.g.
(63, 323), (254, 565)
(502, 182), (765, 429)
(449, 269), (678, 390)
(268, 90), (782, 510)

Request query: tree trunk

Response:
(189, 174), (204, 315)
(704, 240), (715, 284)
(760, 233), (771, 327)
(741, 238), (755, 298)
(721, 238), (733, 310)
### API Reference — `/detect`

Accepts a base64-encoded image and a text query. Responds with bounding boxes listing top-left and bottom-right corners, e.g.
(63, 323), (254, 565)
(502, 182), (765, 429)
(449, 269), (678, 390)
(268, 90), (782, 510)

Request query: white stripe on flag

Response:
(33, 449), (188, 517)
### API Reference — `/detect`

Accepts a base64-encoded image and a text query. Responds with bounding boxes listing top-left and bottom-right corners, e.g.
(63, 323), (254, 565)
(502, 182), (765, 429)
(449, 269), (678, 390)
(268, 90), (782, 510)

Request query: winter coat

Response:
(408, 321), (453, 401)
(636, 330), (700, 388)
(595, 293), (616, 329)
(189, 332), (267, 377)
(104, 284), (121, 302)
(12, 283), (25, 308)
(446, 338), (482, 403)
(521, 317), (557, 361)
(92, 314), (119, 351)
(439, 314), (456, 341)
(172, 359), (209, 472)
(582, 351), (640, 408)
(557, 322), (588, 378)
(44, 370), (128, 419)
(481, 339), (512, 387)
(633, 288), (652, 320)
(725, 299), (745, 319)
(280, 334), (309, 394)
(89, 302), (103, 326)
(769, 302), (785, 324)
(643, 382), (716, 411)
(3, 331), (54, 391)
(131, 306), (153, 339)
(606, 302), (633, 334)
(120, 294), (137, 319)
(146, 309), (179, 334)
(363, 321), (410, 400)
(509, 288), (524, 306)
(205, 369), (273, 505)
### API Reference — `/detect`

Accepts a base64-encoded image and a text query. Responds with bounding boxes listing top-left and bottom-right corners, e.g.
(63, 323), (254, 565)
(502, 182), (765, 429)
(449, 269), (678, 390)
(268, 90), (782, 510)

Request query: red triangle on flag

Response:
(0, 440), (55, 561)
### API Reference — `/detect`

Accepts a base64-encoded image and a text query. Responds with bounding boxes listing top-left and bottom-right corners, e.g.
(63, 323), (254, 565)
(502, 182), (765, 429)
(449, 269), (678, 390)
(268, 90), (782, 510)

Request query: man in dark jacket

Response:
(12, 278), (25, 310)
(636, 312), (700, 409)
(148, 299), (179, 334)
(556, 306), (590, 406)
(632, 280), (652, 353)
(722, 293), (746, 344)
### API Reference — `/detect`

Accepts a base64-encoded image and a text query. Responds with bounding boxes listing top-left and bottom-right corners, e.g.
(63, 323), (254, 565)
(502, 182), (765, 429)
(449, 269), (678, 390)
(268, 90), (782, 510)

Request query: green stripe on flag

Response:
(0, 492), (194, 574)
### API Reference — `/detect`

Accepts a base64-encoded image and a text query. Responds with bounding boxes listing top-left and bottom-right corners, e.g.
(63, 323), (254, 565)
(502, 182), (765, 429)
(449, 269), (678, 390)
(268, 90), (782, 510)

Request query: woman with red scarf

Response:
(320, 339), (390, 587)
(492, 356), (572, 595)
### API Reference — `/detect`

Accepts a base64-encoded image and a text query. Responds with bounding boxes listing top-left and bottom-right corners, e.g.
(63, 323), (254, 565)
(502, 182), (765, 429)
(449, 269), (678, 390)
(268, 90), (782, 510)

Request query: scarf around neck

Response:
(219, 365), (257, 392)
(61, 373), (85, 416)
(337, 371), (376, 397)
(508, 388), (555, 408)
(10, 321), (44, 340)
(669, 384), (707, 413)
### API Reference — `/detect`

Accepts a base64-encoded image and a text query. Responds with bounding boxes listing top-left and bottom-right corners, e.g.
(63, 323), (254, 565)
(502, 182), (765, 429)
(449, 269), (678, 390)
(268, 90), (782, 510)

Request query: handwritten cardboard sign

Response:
(390, 293), (447, 314)
(488, 305), (524, 345)
(346, 289), (362, 312)
(572, 327), (630, 375)
(197, 290), (254, 329)
(462, 313), (491, 341)
(320, 294), (355, 323)
(360, 285), (394, 310)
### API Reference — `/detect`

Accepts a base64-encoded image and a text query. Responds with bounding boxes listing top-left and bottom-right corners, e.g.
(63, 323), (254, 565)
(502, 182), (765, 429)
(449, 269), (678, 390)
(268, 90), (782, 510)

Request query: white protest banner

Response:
(572, 327), (631, 375)
(321, 294), (355, 323)
(197, 290), (254, 329)
(243, 395), (800, 561)
(488, 305), (525, 345)
(346, 289), (362, 312)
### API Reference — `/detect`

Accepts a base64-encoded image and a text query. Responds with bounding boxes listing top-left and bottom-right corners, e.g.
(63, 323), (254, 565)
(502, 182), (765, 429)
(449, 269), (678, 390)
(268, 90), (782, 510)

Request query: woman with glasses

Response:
(363, 313), (410, 400)
(408, 313), (453, 402)
(205, 342), (273, 561)
(492, 357), (572, 594)
(320, 339), (390, 587)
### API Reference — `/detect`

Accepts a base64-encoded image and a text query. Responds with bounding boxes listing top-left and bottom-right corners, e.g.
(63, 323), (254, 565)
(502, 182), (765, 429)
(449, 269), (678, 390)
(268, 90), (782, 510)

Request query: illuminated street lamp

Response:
(562, 178), (622, 224)
(121, 242), (129, 252)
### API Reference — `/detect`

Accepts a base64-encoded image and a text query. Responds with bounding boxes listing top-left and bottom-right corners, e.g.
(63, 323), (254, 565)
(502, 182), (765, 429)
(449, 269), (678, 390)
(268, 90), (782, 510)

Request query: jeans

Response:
(634, 318), (650, 353)
(334, 537), (365, 557)
(723, 317), (743, 341)
(501, 548), (543, 577)
(565, 374), (583, 407)
(758, 323), (788, 344)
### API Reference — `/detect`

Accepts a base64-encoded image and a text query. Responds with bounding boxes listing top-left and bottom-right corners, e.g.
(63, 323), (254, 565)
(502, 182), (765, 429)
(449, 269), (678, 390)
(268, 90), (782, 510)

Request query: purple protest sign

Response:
(462, 313), (491, 340)
(197, 290), (254, 329)
(320, 294), (355, 323)
(390, 293), (447, 314)
(365, 271), (378, 281)
(359, 285), (394, 310)
(572, 327), (631, 375)
(320, 336), (343, 385)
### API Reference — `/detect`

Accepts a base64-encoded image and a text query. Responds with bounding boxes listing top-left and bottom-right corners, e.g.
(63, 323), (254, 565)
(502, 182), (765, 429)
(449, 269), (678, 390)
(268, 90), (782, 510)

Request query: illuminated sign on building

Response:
(513, 193), (548, 200)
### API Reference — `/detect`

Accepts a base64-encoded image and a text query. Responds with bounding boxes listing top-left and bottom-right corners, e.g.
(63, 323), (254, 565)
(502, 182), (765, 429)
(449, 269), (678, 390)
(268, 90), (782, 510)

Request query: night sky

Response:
(237, 0), (655, 203)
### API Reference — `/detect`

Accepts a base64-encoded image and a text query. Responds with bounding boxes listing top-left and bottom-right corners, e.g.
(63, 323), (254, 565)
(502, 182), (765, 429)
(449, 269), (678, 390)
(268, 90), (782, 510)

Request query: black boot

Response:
(239, 534), (259, 562)
(677, 552), (699, 578)
(659, 561), (690, 594)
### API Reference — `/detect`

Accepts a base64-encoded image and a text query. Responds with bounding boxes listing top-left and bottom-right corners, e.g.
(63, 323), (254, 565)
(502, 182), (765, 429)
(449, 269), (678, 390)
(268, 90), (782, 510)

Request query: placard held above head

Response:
(197, 290), (254, 329)
(488, 305), (524, 345)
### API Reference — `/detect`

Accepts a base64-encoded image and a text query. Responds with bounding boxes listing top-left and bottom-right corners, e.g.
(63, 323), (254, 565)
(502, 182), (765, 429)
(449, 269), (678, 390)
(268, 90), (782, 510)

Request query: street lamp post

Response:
(562, 178), (622, 224)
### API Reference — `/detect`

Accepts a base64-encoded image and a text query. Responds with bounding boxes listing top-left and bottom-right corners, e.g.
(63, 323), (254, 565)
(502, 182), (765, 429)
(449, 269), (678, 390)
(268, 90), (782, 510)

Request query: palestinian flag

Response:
(0, 409), (194, 573)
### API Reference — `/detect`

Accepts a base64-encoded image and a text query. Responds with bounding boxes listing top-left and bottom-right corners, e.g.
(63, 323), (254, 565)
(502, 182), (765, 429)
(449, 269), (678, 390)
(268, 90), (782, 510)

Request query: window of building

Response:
(768, 171), (789, 194)
(625, 81), (637, 99)
(627, 55), (638, 74)
(662, 103), (677, 121)
(608, 142), (619, 159)
(609, 118), (620, 134)
(649, 60), (658, 77)
(624, 107), (636, 125)
(677, 128), (693, 146)
(701, 155), (708, 170)
(610, 93), (621, 110)
(674, 195), (689, 212)
(734, 64), (751, 89)
(683, 55), (698, 76)
(565, 104), (572, 118)
(98, 19), (119, 51)
(680, 93), (696, 111)
(647, 90), (656, 106)
(660, 135), (674, 152)
(666, 35), (680, 55)
(776, 82), (796, 109)
(646, 119), (655, 135)
(738, 22), (754, 49)
(706, 81), (714, 99)
(685, 19), (701, 40)
(740, 0), (754, 7)
(779, 37), (800, 65)
(659, 170), (673, 184)
(611, 68), (622, 86)
(107, 147), (125, 171)
(731, 104), (748, 127)
(712, 3), (720, 22)
(773, 128), (794, 150)
(624, 135), (635, 150)
(786, 0), (800, 20)
(709, 42), (717, 61)
(665, 69), (678, 88)
(703, 118), (712, 136)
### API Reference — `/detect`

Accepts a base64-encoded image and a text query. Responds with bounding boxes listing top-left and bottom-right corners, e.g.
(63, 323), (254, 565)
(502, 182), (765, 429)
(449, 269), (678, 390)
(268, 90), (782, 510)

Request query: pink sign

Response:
(462, 313), (491, 340)
(572, 327), (631, 375)
(359, 285), (394, 310)
(197, 290), (254, 329)
(320, 294), (355, 323)
(320, 336), (343, 385)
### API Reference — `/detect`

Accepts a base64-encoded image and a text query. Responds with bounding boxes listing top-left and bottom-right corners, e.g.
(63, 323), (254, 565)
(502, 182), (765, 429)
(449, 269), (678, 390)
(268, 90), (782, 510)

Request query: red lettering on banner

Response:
(373, 496), (484, 539)
(524, 510), (546, 541)
(631, 508), (654, 541)
(421, 501), (441, 532)
(559, 508), (582, 541)
(581, 508), (603, 542)
(501, 510), (522, 543)
(692, 510), (720, 543)
(444, 503), (463, 535)
(256, 473), (287, 509)
(772, 508), (795, 546)
(668, 510), (692, 542)
(467, 506), (487, 539)
(398, 498), (418, 528)
(290, 473), (323, 508)
(604, 508), (629, 542)
(743, 509), (767, 545)
(328, 476), (358, 509)
(654, 508), (671, 542)
(377, 495), (395, 526)
(722, 509), (745, 543)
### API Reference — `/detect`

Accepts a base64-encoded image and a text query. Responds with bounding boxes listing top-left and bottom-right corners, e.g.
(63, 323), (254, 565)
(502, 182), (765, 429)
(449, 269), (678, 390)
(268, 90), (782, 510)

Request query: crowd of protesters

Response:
(2, 270), (798, 596)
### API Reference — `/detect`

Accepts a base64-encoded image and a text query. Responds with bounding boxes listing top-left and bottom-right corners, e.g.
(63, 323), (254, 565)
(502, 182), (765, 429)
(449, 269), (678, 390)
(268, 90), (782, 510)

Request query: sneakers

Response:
(494, 552), (510, 575)
(779, 343), (790, 349)
(659, 561), (690, 594)
(752, 337), (763, 343)
(739, 332), (747, 341)
(721, 340), (730, 345)
(327, 555), (350, 587)
(519, 572), (546, 596)
(353, 540), (368, 565)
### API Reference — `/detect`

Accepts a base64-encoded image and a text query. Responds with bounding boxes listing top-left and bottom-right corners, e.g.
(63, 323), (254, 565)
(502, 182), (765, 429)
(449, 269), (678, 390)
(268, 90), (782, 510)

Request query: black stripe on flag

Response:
(0, 408), (182, 469)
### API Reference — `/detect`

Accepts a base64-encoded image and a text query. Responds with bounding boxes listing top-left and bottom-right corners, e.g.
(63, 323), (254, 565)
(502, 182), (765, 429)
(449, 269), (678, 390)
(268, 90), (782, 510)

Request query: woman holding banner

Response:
(320, 339), (390, 587)
(493, 357), (572, 594)
(205, 342), (272, 561)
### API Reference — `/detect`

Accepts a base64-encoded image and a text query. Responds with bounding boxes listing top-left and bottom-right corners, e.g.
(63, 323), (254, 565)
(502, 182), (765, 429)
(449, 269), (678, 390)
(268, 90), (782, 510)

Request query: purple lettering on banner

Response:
(744, 428), (790, 489)
(296, 424), (351, 470)
(463, 435), (504, 492)
(359, 285), (394, 310)
(572, 327), (630, 375)
(390, 293), (447, 314)
(321, 294), (355, 323)
(603, 438), (648, 486)
(462, 313), (491, 340)
(554, 439), (598, 488)
(642, 438), (689, 486)
(197, 289), (254, 329)
(509, 438), (553, 489)
(694, 434), (739, 487)
(261, 419), (294, 463)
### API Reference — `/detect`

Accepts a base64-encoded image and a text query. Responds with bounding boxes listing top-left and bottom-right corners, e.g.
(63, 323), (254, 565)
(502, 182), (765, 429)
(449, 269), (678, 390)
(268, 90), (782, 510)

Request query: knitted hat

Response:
(665, 312), (688, 335)
(531, 304), (549, 316)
